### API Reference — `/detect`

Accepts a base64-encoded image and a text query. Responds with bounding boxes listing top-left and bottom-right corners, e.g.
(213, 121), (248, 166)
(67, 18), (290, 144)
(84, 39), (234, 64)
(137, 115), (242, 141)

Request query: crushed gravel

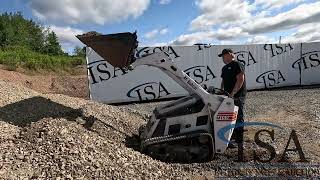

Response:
(0, 80), (319, 179)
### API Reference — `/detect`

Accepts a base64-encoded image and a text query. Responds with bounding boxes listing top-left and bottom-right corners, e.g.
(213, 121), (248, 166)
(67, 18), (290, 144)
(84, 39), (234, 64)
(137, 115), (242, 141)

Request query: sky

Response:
(1, 0), (320, 53)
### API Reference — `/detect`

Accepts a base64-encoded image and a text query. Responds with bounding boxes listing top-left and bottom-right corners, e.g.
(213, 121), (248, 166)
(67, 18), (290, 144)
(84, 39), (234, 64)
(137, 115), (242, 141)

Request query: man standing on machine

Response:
(218, 48), (247, 161)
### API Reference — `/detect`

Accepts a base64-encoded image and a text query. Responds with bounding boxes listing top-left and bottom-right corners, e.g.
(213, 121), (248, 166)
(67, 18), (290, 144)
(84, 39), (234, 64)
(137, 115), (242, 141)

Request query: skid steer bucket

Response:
(76, 31), (138, 68)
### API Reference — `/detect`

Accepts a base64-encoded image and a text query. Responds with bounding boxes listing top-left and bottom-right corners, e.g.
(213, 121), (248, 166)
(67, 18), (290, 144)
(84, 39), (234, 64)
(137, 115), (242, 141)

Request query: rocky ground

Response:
(0, 72), (319, 179)
(122, 86), (320, 179)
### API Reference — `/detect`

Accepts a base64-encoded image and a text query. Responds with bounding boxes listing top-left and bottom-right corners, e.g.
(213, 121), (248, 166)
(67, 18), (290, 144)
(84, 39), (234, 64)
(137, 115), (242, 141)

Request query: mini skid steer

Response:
(77, 31), (238, 163)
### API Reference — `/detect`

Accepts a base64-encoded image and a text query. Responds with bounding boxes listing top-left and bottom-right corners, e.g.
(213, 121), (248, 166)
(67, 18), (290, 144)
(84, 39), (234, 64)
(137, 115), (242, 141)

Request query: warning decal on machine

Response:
(216, 112), (237, 121)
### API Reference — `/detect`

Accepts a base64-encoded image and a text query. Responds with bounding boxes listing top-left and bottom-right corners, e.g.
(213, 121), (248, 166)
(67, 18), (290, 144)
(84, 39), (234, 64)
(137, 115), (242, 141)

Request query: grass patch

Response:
(0, 46), (86, 73)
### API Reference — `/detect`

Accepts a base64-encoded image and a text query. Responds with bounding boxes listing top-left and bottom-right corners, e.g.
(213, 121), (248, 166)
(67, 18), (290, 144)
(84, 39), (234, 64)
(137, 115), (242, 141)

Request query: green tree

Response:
(0, 12), (62, 54)
(73, 46), (86, 57)
(27, 20), (45, 52)
(43, 31), (63, 55)
(0, 12), (42, 49)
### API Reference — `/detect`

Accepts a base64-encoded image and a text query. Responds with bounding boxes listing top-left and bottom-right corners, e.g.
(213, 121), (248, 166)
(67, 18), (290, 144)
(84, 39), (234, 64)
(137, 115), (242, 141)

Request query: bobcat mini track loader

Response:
(77, 31), (238, 163)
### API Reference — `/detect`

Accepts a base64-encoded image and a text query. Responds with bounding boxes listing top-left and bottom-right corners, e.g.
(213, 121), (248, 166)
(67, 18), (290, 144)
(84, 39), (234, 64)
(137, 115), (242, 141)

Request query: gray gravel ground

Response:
(124, 86), (320, 179)
(0, 80), (319, 179)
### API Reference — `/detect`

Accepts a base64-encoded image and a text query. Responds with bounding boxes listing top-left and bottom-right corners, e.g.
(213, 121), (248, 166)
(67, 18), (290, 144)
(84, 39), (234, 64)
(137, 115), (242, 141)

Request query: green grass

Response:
(0, 46), (85, 73)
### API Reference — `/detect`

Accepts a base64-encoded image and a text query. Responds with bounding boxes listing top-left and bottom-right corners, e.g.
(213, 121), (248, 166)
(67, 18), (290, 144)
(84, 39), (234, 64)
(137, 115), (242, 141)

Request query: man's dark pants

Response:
(231, 96), (246, 161)
(232, 96), (246, 143)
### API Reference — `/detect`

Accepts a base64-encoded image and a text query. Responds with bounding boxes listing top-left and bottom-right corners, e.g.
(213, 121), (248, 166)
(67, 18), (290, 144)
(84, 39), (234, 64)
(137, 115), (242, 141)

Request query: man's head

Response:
(218, 48), (235, 64)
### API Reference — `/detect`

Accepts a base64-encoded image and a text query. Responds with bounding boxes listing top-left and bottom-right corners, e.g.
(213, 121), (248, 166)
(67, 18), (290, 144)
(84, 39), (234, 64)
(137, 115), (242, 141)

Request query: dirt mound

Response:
(0, 67), (89, 99)
(50, 76), (89, 99)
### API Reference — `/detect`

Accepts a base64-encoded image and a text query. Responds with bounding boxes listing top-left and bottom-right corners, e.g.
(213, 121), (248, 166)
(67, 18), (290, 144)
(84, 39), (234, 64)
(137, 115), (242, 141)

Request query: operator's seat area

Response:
(154, 95), (205, 119)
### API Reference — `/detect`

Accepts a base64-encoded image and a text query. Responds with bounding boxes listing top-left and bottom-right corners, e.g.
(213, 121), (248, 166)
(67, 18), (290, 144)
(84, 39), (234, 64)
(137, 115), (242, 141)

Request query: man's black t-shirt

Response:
(221, 60), (247, 98)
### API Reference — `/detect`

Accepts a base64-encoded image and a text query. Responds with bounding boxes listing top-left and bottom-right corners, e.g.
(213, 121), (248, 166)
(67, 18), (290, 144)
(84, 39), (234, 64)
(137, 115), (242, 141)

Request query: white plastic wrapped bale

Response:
(86, 46), (221, 103)
(85, 42), (320, 104)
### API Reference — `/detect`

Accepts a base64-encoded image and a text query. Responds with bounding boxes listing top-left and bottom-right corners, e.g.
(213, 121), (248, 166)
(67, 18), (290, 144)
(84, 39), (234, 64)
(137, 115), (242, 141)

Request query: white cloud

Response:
(282, 23), (320, 43)
(144, 28), (169, 39)
(190, 0), (320, 34)
(154, 21), (320, 46)
(30, 0), (150, 25)
(159, 0), (171, 5)
(215, 27), (247, 40)
(254, 0), (305, 10)
(175, 1), (320, 45)
(190, 0), (252, 31)
(171, 31), (215, 45)
(242, 2), (320, 34)
(159, 28), (169, 35)
(171, 26), (246, 45)
(246, 35), (276, 44)
(144, 29), (159, 39)
(220, 40), (242, 45)
(151, 42), (169, 46)
(48, 25), (84, 52)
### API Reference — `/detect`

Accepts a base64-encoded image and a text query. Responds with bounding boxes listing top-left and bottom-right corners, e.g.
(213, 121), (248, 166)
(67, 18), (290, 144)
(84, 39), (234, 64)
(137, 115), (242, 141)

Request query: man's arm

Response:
(231, 72), (245, 97)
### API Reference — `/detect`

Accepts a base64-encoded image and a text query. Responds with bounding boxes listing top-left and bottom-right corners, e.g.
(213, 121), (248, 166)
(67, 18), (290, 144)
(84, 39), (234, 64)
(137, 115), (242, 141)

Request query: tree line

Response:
(0, 12), (84, 56)
(0, 12), (85, 72)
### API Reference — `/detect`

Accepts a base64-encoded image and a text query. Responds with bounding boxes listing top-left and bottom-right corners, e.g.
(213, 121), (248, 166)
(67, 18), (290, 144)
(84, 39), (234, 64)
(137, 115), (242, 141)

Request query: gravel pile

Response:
(0, 80), (319, 179)
(0, 81), (191, 179)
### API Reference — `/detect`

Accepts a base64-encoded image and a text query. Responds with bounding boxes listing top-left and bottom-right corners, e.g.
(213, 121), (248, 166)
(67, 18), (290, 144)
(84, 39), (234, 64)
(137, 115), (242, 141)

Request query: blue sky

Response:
(1, 0), (320, 53)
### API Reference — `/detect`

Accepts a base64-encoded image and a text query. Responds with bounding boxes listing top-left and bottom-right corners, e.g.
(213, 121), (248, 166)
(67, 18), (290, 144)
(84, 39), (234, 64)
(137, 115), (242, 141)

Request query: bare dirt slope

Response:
(0, 68), (89, 99)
